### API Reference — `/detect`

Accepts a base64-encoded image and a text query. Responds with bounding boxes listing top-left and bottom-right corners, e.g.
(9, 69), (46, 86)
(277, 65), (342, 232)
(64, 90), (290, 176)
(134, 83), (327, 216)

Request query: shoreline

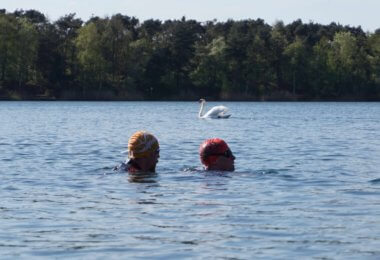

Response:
(1, 96), (379, 102)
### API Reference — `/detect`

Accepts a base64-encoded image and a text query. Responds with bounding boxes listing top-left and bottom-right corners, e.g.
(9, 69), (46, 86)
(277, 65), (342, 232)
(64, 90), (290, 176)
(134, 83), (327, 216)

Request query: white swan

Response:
(198, 99), (231, 119)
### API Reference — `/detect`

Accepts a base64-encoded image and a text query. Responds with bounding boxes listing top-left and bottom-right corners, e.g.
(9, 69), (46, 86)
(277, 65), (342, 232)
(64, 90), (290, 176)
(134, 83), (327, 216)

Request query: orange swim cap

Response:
(199, 138), (229, 166)
(128, 131), (159, 159)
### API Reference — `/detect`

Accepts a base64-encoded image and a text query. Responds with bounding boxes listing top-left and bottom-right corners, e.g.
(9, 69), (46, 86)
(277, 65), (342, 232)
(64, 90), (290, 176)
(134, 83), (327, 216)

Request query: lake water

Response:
(1, 101), (380, 259)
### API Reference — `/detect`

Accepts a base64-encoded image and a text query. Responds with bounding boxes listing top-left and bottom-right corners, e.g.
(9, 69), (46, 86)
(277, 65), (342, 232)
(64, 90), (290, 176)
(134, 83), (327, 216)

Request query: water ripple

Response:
(1, 101), (380, 259)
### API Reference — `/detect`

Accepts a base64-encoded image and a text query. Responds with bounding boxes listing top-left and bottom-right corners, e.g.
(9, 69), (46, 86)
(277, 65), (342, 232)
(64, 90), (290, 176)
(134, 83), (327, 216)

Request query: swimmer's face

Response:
(215, 154), (235, 171)
(209, 149), (235, 171)
(146, 148), (160, 172)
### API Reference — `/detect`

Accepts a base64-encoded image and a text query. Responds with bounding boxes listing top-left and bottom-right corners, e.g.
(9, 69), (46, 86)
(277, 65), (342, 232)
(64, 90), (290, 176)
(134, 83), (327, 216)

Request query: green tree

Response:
(244, 21), (274, 97)
(1, 10), (379, 100)
(270, 21), (288, 91)
(283, 37), (309, 96)
(327, 31), (368, 97)
(367, 32), (380, 98)
(101, 15), (135, 90)
(0, 13), (17, 84)
(161, 17), (204, 97)
(55, 14), (83, 85)
(75, 22), (107, 97)
(309, 37), (333, 97)
(132, 19), (168, 98)
(0, 14), (38, 94)
(190, 36), (228, 98)
(14, 18), (39, 88)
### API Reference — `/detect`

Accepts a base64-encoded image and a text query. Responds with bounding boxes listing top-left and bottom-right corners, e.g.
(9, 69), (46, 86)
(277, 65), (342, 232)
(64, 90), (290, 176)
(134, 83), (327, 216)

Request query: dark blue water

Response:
(1, 101), (380, 259)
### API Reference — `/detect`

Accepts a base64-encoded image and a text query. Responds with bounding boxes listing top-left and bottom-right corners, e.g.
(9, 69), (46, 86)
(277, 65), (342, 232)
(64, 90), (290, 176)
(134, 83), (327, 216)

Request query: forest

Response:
(0, 9), (379, 100)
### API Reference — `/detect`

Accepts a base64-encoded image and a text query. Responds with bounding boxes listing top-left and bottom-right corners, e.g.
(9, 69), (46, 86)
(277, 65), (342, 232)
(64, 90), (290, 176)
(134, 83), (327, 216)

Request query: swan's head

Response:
(199, 98), (205, 103)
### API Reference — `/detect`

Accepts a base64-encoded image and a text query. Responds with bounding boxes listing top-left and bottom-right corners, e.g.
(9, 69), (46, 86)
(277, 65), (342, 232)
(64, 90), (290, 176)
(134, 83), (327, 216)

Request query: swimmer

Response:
(199, 138), (235, 171)
(123, 131), (160, 173)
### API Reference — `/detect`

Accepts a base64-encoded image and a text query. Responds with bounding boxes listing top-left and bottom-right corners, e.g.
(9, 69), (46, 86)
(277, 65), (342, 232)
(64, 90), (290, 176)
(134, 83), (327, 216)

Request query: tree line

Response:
(0, 9), (379, 100)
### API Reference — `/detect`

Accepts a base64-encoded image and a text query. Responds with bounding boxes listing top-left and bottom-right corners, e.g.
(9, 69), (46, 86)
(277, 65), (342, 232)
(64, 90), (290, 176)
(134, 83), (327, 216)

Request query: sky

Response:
(1, 0), (379, 32)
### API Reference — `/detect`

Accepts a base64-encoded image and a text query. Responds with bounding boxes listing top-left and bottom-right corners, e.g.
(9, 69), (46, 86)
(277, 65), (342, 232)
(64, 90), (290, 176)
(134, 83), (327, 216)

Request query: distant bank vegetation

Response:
(0, 9), (379, 101)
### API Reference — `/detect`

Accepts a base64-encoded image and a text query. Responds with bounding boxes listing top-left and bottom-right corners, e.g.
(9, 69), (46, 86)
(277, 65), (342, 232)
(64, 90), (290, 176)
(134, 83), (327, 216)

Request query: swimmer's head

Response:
(199, 138), (235, 171)
(128, 131), (159, 159)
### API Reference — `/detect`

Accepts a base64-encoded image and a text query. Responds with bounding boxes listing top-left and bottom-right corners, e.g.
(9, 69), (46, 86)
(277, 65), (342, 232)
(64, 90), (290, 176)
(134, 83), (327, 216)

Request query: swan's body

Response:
(198, 99), (231, 119)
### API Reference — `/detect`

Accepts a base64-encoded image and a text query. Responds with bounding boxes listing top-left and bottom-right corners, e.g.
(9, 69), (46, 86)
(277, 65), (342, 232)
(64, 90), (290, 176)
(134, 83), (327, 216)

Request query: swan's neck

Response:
(199, 102), (205, 118)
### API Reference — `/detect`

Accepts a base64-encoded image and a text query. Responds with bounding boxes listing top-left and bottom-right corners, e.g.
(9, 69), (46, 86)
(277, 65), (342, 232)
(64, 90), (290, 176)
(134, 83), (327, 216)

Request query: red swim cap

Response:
(199, 138), (229, 166)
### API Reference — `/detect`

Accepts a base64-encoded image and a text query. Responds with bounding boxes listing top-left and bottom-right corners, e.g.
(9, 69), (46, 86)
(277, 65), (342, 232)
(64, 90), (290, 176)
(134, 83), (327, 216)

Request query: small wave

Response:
(3, 186), (19, 191)
(257, 169), (280, 175)
(343, 189), (380, 196)
(370, 178), (380, 184)
(181, 166), (202, 173)
(128, 174), (158, 183)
